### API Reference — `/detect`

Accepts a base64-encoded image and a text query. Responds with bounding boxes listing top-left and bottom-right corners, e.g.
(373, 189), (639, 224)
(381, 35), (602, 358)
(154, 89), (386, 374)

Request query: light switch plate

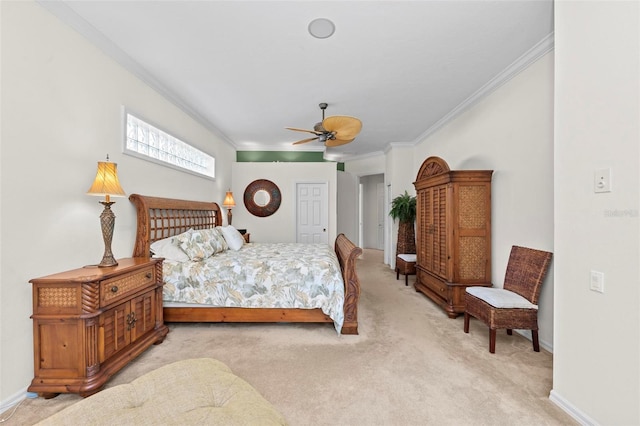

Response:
(590, 270), (605, 293)
(594, 168), (611, 193)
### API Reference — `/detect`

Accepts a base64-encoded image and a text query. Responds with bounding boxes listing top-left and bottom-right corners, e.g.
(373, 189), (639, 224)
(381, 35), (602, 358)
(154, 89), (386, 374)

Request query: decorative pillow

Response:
(207, 227), (228, 254)
(218, 225), (245, 251)
(176, 229), (215, 261)
(150, 234), (190, 263)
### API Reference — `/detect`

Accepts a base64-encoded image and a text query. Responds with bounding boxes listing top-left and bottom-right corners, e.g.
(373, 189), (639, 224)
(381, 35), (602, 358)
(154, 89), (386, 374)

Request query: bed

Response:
(129, 194), (362, 334)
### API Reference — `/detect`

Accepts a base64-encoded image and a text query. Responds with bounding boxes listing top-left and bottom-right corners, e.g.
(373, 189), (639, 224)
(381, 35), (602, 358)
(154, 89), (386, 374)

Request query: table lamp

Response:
(222, 190), (235, 226)
(87, 156), (126, 267)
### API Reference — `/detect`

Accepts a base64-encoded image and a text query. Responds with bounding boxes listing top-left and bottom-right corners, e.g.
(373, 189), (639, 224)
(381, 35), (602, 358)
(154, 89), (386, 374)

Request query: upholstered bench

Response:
(36, 358), (287, 425)
(396, 253), (417, 286)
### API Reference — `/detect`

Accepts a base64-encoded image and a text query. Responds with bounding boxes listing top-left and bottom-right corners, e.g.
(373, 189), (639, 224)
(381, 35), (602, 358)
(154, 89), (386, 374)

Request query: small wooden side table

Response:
(243, 233), (250, 243)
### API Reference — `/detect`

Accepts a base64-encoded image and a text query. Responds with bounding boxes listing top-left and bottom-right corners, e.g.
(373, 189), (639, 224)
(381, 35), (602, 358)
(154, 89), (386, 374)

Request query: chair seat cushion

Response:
(466, 287), (538, 309)
(397, 253), (416, 262)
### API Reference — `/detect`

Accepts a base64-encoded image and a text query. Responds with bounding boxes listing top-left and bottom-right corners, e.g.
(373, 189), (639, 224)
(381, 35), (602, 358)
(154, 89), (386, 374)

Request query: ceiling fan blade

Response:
(293, 136), (320, 145)
(285, 127), (322, 135)
(325, 137), (354, 147)
(322, 116), (362, 140)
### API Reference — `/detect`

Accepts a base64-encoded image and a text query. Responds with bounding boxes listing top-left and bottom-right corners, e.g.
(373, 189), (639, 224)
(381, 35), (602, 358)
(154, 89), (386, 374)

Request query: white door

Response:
(296, 182), (328, 244)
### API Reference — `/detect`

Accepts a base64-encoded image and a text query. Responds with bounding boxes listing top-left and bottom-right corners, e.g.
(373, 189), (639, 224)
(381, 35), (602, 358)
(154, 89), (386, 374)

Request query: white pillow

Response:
(218, 225), (245, 251)
(150, 234), (190, 263)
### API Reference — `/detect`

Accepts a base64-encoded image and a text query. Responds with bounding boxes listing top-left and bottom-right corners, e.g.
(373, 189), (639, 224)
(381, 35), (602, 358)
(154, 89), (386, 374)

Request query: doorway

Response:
(358, 174), (385, 250)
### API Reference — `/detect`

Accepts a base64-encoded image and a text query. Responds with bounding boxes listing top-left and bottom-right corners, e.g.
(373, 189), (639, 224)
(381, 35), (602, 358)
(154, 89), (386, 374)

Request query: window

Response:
(124, 111), (215, 179)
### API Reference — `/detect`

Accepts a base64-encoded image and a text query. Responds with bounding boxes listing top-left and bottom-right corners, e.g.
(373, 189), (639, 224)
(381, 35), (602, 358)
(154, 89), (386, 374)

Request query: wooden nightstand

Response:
(28, 258), (169, 398)
(243, 233), (250, 243)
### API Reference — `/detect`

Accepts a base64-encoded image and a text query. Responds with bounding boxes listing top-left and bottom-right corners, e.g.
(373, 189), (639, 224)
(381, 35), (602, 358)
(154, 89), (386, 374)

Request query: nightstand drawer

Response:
(100, 266), (155, 306)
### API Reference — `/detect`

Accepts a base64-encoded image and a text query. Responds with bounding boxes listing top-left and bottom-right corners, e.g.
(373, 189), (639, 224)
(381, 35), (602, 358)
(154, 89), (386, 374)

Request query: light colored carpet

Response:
(4, 249), (575, 425)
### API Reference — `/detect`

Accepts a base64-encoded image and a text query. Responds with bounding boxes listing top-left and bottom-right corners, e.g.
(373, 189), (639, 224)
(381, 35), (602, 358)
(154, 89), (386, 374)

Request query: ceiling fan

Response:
(286, 103), (362, 147)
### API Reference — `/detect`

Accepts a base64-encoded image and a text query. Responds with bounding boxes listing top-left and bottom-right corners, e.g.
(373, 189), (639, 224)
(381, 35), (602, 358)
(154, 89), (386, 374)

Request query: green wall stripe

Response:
(237, 151), (344, 170)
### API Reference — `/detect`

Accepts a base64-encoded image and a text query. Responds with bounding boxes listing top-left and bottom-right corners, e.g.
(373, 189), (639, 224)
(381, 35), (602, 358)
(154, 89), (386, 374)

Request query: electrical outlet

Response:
(590, 270), (605, 293)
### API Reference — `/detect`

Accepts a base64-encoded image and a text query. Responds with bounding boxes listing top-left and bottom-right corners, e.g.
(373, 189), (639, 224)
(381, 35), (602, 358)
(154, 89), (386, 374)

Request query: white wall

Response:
(0, 1), (235, 405)
(231, 162), (337, 244)
(336, 170), (358, 243)
(551, 2), (640, 425)
(384, 145), (420, 268)
(344, 154), (385, 176)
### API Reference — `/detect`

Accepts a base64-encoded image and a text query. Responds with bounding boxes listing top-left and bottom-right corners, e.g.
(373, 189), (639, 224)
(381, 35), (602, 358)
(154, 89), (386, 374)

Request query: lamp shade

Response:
(223, 190), (236, 208)
(87, 161), (126, 199)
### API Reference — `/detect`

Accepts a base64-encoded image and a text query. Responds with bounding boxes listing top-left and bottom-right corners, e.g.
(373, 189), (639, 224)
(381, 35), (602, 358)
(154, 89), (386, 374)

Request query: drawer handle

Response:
(110, 285), (119, 293)
(146, 272), (152, 279)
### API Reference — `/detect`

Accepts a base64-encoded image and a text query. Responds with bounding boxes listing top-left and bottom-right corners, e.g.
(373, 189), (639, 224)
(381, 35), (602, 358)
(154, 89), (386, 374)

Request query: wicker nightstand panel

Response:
(38, 287), (78, 308)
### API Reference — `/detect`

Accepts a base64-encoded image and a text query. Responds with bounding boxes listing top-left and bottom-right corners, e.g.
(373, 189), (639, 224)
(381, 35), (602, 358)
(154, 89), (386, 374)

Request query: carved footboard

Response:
(335, 234), (363, 335)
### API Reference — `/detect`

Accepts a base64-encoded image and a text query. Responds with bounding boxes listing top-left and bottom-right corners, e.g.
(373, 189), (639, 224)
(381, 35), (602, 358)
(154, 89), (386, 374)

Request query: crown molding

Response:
(415, 32), (555, 143)
(334, 150), (386, 163)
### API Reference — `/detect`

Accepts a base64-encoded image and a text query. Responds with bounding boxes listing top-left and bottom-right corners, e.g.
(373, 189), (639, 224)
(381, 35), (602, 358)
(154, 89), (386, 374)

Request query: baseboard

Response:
(0, 387), (27, 418)
(549, 389), (598, 426)
(514, 329), (553, 353)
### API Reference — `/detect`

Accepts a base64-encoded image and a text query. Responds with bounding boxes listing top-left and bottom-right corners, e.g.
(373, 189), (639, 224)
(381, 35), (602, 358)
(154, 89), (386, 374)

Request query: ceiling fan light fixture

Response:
(308, 18), (335, 39)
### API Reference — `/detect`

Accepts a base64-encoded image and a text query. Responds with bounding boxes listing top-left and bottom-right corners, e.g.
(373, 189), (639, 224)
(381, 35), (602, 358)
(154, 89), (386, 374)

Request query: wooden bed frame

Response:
(129, 194), (362, 334)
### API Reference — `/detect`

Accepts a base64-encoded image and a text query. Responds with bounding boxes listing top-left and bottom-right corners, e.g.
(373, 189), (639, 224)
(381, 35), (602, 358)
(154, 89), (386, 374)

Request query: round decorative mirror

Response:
(244, 179), (281, 217)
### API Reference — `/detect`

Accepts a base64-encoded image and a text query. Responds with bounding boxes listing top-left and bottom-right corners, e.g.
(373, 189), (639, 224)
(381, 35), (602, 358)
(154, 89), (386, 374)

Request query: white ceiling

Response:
(39, 1), (554, 161)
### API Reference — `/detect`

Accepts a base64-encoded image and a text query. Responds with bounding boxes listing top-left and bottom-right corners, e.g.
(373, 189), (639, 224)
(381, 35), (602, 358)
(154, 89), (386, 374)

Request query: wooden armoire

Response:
(413, 156), (493, 318)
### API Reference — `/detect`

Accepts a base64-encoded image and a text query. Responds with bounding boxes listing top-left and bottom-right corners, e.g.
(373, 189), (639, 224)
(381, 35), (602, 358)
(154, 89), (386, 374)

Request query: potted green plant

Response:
(389, 190), (416, 254)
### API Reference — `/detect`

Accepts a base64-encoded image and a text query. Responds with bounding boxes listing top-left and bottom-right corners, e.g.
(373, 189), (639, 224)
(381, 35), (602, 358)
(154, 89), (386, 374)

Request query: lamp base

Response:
(227, 209), (233, 226)
(98, 201), (118, 268)
(98, 254), (118, 268)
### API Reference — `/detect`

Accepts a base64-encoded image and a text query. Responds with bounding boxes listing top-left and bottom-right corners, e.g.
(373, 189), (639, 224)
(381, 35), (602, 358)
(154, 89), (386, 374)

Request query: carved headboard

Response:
(129, 194), (223, 258)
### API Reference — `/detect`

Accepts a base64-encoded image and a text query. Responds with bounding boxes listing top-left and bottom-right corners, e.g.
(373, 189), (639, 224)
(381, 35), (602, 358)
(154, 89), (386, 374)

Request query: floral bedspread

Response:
(162, 242), (345, 333)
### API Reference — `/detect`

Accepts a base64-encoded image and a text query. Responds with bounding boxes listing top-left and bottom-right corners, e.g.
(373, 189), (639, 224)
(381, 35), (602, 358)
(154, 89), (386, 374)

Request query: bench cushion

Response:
(397, 253), (417, 262)
(36, 358), (286, 425)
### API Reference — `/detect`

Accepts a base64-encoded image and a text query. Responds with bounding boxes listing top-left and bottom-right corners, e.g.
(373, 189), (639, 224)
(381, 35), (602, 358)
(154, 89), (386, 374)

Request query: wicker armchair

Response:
(463, 245), (553, 353)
